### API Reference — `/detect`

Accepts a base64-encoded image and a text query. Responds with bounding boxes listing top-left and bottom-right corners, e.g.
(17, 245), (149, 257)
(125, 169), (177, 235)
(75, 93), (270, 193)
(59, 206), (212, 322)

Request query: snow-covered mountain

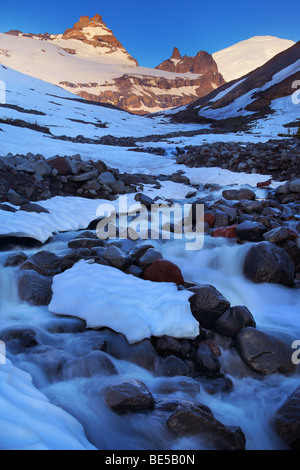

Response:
(161, 41), (300, 137)
(0, 14), (223, 115)
(213, 35), (295, 82)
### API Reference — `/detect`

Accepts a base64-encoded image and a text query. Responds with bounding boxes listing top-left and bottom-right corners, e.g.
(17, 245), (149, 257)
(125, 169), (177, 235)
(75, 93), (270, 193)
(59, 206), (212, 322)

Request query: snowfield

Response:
(213, 35), (295, 82)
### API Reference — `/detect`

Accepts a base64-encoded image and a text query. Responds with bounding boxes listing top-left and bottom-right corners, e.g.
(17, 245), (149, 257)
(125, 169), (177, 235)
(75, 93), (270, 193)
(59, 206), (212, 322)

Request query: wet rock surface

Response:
(273, 387), (300, 449)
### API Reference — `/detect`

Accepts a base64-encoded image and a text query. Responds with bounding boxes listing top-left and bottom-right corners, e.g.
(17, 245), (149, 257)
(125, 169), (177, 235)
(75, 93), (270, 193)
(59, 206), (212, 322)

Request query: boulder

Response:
(188, 285), (230, 329)
(263, 227), (290, 244)
(48, 156), (72, 175)
(211, 225), (237, 238)
(20, 251), (62, 277)
(18, 270), (53, 305)
(134, 193), (154, 208)
(7, 189), (28, 206)
(144, 259), (184, 286)
(5, 252), (28, 267)
(155, 335), (183, 357)
(215, 306), (256, 337)
(161, 355), (191, 377)
(235, 327), (295, 375)
(68, 238), (104, 250)
(288, 179), (300, 193)
(103, 245), (131, 270)
(193, 344), (221, 374)
(104, 379), (154, 412)
(19, 203), (50, 214)
(236, 221), (267, 242)
(243, 241), (295, 287)
(166, 401), (246, 450)
(273, 387), (300, 449)
(139, 248), (163, 270)
(32, 160), (52, 177)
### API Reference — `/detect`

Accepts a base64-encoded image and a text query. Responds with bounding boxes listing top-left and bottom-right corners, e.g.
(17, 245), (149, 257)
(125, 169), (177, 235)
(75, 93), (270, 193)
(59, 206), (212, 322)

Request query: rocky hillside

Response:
(161, 41), (300, 131)
(0, 15), (224, 115)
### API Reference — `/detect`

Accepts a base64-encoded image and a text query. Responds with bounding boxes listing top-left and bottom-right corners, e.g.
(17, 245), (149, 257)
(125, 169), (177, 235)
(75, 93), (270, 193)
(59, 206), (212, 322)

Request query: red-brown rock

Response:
(257, 179), (272, 188)
(288, 228), (299, 240)
(48, 156), (71, 175)
(211, 225), (237, 239)
(144, 259), (184, 286)
(204, 212), (216, 228)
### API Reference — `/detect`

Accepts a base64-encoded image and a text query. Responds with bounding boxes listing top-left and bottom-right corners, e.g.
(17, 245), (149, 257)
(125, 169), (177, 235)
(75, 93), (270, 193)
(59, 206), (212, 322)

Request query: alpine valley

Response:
(0, 11), (299, 453)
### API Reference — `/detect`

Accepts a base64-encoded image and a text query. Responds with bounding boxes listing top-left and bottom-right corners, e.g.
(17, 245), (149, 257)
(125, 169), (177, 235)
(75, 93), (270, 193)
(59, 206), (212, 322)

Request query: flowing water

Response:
(0, 232), (299, 450)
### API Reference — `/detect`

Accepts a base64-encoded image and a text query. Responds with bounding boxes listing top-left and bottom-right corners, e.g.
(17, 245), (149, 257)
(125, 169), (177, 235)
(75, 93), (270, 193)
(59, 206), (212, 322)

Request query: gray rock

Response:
(61, 351), (117, 379)
(273, 387), (300, 449)
(139, 248), (163, 270)
(235, 327), (295, 375)
(70, 169), (99, 182)
(111, 181), (126, 195)
(236, 221), (267, 242)
(289, 179), (300, 193)
(166, 401), (246, 450)
(19, 203), (50, 214)
(5, 252), (28, 267)
(18, 270), (53, 305)
(32, 160), (52, 177)
(7, 189), (28, 206)
(263, 226), (290, 244)
(161, 355), (191, 377)
(103, 245), (131, 270)
(20, 251), (62, 277)
(68, 238), (104, 250)
(243, 241), (295, 287)
(188, 285), (230, 329)
(193, 344), (221, 374)
(215, 306), (256, 337)
(97, 171), (116, 185)
(104, 379), (154, 412)
(134, 193), (155, 208)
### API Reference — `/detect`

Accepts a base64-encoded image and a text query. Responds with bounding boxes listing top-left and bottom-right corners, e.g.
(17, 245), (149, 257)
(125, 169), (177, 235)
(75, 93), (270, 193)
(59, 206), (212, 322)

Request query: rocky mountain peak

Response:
(171, 47), (181, 60)
(156, 48), (223, 79)
(60, 14), (138, 64)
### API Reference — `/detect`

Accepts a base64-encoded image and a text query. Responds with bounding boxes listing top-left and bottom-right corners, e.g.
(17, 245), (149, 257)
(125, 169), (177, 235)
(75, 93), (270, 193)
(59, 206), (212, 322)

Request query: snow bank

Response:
(0, 195), (135, 242)
(0, 357), (95, 450)
(49, 260), (199, 343)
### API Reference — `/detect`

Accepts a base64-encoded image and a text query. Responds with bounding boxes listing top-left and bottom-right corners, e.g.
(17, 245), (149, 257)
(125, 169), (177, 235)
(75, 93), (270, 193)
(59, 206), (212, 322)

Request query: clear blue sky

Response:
(0, 0), (299, 67)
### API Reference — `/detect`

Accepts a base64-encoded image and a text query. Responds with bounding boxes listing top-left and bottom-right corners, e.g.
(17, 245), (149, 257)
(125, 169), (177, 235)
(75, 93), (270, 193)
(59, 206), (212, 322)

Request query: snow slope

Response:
(213, 36), (295, 82)
(0, 32), (204, 114)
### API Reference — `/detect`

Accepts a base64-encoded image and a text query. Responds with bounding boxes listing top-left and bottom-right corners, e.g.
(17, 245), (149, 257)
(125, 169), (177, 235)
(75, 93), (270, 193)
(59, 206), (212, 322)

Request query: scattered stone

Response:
(139, 248), (163, 270)
(7, 189), (28, 206)
(215, 306), (256, 337)
(243, 241), (295, 287)
(188, 285), (230, 329)
(104, 379), (154, 412)
(5, 252), (28, 267)
(18, 269), (53, 305)
(235, 327), (295, 375)
(166, 401), (246, 450)
(193, 344), (221, 374)
(20, 251), (62, 276)
(236, 221), (267, 242)
(273, 387), (300, 449)
(19, 203), (50, 214)
(103, 245), (131, 270)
